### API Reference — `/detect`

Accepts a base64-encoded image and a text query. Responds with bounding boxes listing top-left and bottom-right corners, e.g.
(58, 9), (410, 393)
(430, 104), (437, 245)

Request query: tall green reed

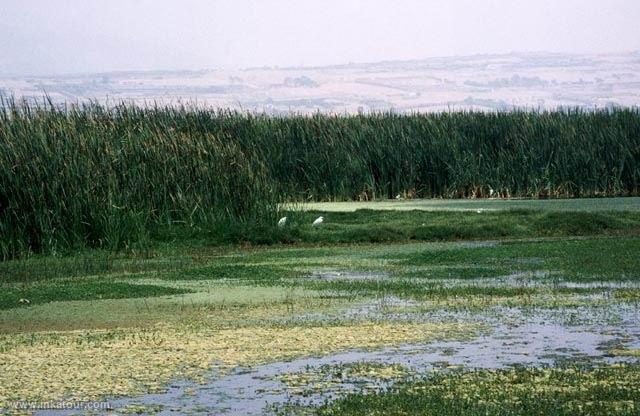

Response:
(1, 98), (638, 258)
(0, 99), (277, 259)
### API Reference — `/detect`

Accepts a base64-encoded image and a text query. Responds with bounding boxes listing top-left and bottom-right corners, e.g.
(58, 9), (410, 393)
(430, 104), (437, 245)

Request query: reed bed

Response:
(1, 99), (639, 258)
(0, 100), (276, 258)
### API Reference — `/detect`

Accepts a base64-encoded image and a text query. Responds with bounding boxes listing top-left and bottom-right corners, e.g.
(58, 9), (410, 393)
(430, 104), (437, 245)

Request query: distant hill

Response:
(2, 51), (639, 113)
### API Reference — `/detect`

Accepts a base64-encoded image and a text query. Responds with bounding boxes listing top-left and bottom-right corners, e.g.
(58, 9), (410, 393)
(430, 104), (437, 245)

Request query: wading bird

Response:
(312, 216), (324, 227)
(277, 216), (287, 227)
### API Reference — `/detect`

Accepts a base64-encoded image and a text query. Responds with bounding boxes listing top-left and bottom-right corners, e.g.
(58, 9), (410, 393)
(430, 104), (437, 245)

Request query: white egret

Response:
(312, 216), (324, 227)
(277, 216), (287, 227)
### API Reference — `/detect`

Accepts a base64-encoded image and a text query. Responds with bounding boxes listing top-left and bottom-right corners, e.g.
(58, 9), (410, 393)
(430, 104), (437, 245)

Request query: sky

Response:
(1, 0), (639, 76)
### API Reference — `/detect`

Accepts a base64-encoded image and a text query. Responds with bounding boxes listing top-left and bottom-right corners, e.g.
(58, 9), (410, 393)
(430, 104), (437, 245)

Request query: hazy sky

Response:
(1, 0), (639, 76)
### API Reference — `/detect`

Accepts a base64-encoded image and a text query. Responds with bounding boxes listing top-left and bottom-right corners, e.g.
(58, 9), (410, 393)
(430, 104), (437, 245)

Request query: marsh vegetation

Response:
(1, 199), (639, 414)
(1, 103), (639, 414)
(1, 101), (639, 258)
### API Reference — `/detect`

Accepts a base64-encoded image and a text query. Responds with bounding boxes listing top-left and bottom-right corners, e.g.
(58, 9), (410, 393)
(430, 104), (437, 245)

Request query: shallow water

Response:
(49, 301), (639, 416)
(300, 268), (640, 292)
(309, 270), (386, 282)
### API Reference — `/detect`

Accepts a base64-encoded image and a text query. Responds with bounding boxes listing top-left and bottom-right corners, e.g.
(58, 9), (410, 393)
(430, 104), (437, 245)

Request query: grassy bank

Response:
(3, 207), (640, 282)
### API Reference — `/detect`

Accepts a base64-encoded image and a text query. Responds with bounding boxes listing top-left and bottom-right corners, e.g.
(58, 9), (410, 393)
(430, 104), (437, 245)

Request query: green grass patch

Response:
(300, 279), (539, 299)
(397, 266), (511, 280)
(402, 237), (640, 280)
(0, 281), (190, 310)
(313, 364), (640, 416)
(295, 278), (601, 301)
(272, 209), (640, 245)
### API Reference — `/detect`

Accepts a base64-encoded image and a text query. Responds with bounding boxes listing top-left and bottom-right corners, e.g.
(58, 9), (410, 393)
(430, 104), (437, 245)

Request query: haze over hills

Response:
(2, 51), (639, 113)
